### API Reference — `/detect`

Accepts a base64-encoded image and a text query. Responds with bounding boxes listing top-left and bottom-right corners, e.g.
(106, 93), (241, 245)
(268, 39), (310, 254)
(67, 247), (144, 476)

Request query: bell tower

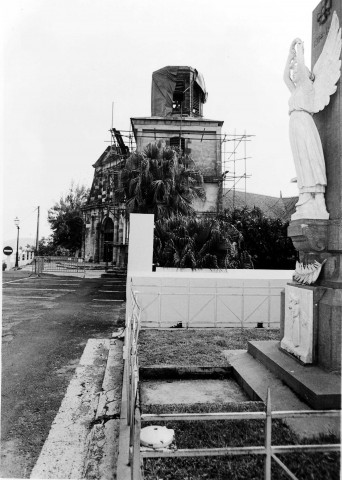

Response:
(151, 66), (207, 118)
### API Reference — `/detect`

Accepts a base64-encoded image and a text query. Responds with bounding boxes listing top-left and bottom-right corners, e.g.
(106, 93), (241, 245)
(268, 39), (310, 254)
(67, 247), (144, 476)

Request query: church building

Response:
(82, 65), (224, 265)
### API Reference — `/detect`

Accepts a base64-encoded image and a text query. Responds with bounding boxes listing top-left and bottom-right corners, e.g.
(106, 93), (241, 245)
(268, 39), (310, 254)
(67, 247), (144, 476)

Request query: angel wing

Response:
(313, 11), (342, 113)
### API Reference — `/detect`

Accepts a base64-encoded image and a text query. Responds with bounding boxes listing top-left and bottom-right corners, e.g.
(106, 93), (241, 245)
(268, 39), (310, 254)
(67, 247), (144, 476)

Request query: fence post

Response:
(132, 403), (141, 479)
(186, 281), (190, 328)
(264, 387), (272, 480)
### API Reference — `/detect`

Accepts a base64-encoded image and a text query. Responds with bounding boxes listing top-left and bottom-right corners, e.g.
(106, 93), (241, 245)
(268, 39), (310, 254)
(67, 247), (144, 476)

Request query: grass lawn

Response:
(138, 329), (340, 478)
(138, 328), (280, 366)
(142, 403), (340, 480)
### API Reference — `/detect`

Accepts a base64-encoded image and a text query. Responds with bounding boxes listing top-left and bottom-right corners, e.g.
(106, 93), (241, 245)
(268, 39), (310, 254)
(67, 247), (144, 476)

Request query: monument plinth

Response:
(238, 2), (341, 412)
(285, 1), (342, 373)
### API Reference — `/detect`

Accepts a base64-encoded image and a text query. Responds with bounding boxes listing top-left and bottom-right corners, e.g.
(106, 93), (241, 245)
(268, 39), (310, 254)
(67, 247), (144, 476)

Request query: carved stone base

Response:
(288, 219), (329, 253)
(280, 283), (325, 364)
(280, 283), (341, 372)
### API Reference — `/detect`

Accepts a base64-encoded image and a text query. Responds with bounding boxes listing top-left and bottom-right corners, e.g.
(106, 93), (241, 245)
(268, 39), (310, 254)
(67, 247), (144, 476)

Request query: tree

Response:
(153, 214), (253, 269)
(121, 141), (206, 220)
(220, 207), (297, 269)
(36, 236), (55, 256)
(48, 183), (89, 255)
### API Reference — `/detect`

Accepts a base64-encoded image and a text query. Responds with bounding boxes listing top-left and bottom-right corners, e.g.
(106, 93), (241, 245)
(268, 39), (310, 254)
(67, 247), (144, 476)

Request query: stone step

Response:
(101, 271), (127, 279)
(222, 349), (340, 439)
(248, 340), (341, 410)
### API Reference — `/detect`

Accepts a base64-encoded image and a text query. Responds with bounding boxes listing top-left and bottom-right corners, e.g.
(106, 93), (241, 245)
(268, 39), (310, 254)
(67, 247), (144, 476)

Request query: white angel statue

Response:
(284, 11), (341, 220)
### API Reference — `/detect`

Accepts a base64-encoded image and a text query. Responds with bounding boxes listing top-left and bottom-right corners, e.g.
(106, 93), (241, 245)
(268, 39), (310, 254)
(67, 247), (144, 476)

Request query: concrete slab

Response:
(140, 379), (249, 405)
(248, 340), (341, 410)
(222, 349), (340, 439)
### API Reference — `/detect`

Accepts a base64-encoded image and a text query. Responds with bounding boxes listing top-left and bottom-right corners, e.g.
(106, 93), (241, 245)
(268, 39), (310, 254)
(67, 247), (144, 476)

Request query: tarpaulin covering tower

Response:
(151, 66), (208, 117)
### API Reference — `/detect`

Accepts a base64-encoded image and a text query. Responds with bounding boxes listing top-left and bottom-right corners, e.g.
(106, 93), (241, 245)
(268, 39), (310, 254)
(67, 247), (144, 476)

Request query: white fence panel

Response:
(129, 272), (291, 329)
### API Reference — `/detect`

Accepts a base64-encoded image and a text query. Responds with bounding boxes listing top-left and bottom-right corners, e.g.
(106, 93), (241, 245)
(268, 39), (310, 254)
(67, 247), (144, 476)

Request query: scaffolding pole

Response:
(221, 131), (253, 208)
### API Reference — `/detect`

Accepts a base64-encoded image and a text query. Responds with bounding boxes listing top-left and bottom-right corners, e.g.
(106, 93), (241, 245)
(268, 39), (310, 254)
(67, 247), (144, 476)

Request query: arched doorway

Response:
(103, 217), (114, 263)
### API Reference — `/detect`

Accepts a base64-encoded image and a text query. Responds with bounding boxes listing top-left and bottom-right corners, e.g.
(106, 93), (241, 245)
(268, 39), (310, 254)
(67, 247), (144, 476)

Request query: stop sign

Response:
(3, 246), (13, 256)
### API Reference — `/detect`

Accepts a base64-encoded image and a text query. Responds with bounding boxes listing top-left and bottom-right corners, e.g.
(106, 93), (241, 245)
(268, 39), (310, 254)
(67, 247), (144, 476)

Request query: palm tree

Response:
(121, 141), (206, 219)
(154, 214), (254, 269)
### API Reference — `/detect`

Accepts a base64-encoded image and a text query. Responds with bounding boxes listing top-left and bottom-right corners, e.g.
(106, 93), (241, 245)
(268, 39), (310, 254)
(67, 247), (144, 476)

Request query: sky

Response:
(2, 0), (320, 244)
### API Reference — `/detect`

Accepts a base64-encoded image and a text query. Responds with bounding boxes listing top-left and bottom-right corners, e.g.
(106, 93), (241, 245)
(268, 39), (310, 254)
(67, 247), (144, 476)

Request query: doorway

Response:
(103, 217), (114, 262)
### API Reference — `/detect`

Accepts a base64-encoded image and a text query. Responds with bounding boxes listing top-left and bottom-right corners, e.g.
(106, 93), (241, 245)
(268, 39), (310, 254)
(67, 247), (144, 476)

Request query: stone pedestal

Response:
(281, 283), (325, 364)
(287, 216), (341, 372)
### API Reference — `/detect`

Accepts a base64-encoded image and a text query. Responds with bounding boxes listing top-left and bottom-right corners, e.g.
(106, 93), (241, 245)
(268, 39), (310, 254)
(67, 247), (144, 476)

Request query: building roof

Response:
(131, 116), (224, 125)
(92, 146), (126, 169)
(222, 189), (298, 221)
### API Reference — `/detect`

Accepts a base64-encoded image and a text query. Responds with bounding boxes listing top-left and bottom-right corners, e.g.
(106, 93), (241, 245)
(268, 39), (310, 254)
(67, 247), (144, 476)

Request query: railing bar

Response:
(140, 443), (340, 459)
(141, 410), (340, 422)
(141, 412), (266, 421)
(141, 446), (266, 458)
(130, 292), (282, 296)
(264, 388), (272, 480)
(271, 454), (299, 480)
(272, 444), (340, 454)
(272, 410), (340, 418)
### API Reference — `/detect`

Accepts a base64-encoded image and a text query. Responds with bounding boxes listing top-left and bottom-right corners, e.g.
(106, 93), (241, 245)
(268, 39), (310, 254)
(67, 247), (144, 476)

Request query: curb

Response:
(116, 359), (131, 480)
(30, 335), (125, 480)
(83, 336), (124, 480)
(30, 339), (110, 479)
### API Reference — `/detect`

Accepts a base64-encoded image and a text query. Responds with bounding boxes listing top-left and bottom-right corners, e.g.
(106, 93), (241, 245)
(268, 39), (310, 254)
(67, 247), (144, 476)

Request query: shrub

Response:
(153, 214), (253, 269)
(220, 207), (297, 269)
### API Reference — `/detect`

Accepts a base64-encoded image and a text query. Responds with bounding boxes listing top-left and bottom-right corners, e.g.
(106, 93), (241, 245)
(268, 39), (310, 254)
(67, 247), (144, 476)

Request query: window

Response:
(192, 84), (202, 116)
(170, 136), (185, 152)
(172, 80), (185, 113)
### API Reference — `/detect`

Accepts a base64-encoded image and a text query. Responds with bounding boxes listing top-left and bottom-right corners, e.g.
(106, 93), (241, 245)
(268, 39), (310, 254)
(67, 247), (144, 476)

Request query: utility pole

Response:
(14, 217), (20, 268)
(35, 206), (40, 254)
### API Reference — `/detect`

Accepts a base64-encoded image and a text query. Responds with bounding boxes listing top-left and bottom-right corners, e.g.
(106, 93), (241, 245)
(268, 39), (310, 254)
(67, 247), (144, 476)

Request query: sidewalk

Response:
(30, 332), (125, 479)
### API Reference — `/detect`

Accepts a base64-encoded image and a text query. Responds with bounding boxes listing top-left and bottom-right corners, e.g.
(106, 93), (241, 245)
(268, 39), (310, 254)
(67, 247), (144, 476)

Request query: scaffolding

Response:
(107, 127), (136, 156)
(105, 126), (253, 210)
(221, 131), (253, 208)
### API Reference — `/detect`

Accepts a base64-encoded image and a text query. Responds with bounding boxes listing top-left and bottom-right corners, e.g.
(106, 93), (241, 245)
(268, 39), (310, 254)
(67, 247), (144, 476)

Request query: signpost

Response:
(3, 246), (13, 256)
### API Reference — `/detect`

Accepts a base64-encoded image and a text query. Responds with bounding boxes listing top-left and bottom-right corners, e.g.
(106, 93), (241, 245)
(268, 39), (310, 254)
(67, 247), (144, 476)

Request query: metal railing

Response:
(32, 256), (86, 274)
(124, 285), (340, 480)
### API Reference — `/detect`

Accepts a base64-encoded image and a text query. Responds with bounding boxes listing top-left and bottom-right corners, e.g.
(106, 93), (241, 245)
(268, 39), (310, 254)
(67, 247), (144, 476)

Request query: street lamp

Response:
(14, 217), (20, 268)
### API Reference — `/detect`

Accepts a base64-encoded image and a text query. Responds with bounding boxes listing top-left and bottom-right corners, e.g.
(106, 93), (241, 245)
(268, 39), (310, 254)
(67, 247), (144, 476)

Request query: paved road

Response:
(1, 271), (126, 479)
